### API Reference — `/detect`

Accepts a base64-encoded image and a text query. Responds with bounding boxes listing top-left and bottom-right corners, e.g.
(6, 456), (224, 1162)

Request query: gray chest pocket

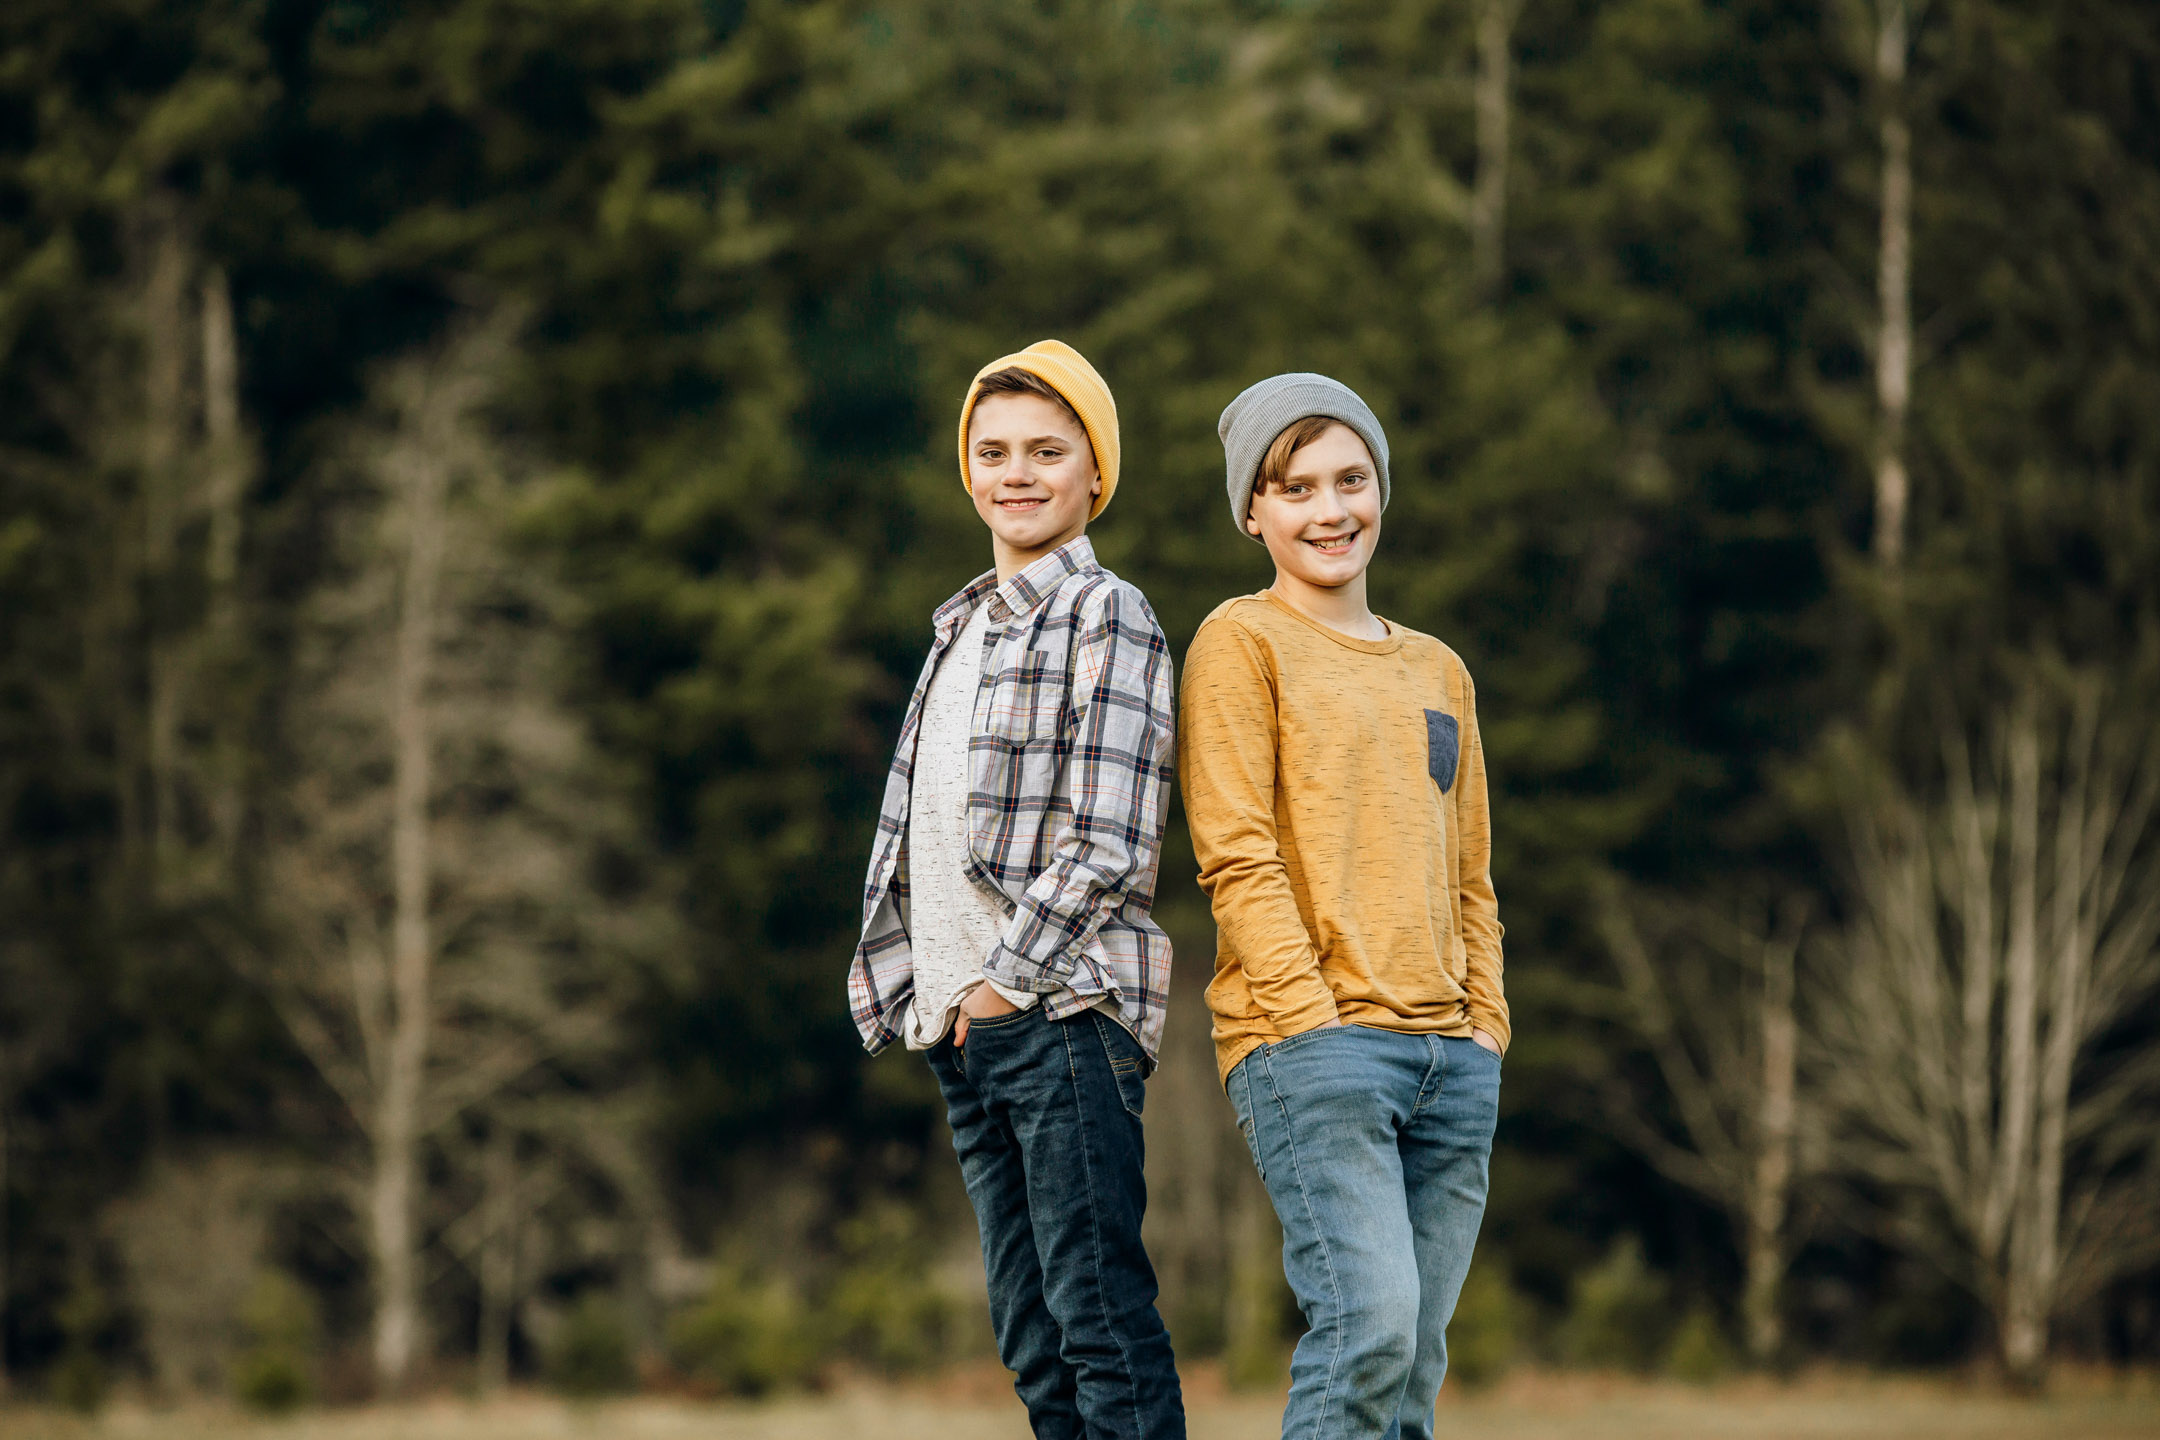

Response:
(1425, 709), (1460, 793)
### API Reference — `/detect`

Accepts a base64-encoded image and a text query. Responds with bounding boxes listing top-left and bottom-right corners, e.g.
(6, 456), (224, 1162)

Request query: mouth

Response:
(995, 497), (1047, 512)
(1304, 529), (1359, 556)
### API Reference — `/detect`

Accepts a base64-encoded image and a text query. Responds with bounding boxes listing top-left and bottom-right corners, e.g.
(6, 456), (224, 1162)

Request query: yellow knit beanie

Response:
(956, 339), (1120, 520)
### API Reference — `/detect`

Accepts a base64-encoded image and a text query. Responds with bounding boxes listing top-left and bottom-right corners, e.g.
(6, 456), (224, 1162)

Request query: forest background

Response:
(3, 0), (2158, 1413)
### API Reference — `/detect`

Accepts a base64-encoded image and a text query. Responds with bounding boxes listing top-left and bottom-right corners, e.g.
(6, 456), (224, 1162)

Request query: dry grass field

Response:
(4, 1369), (2156, 1440)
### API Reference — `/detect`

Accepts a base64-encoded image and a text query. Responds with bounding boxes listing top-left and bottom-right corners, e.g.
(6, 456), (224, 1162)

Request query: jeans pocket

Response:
(965, 1006), (1034, 1035)
(1425, 708), (1460, 793)
(1096, 1013), (1145, 1118)
(1267, 1022), (1354, 1056)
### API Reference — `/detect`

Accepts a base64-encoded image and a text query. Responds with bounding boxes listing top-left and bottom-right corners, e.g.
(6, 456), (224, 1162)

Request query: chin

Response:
(1279, 555), (1358, 588)
(993, 522), (1052, 549)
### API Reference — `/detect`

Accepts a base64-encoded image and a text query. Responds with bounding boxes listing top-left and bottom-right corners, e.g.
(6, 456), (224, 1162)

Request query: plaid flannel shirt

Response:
(847, 537), (1177, 1067)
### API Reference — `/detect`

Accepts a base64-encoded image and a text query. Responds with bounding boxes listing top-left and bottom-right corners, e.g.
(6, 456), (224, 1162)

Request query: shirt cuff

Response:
(982, 940), (1062, 995)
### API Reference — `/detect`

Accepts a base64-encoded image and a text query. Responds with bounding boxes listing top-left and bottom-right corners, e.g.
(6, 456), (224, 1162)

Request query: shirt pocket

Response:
(1425, 708), (1460, 793)
(985, 651), (1067, 744)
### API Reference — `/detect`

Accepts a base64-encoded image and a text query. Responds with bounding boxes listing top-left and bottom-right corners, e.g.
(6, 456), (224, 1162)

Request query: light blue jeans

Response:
(1228, 1025), (1500, 1440)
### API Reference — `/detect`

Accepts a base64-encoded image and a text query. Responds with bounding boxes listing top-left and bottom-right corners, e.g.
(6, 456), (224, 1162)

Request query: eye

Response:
(1342, 472), (1367, 487)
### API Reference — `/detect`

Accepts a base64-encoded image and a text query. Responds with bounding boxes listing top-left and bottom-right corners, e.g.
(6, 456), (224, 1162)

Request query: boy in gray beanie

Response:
(1179, 373), (1508, 1440)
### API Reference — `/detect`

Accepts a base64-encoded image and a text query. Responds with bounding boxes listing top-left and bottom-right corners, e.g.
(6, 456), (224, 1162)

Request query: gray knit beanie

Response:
(1217, 373), (1391, 540)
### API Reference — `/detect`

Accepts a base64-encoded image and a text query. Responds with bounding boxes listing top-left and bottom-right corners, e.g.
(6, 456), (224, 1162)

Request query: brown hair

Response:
(1253, 415), (1346, 496)
(971, 367), (1084, 431)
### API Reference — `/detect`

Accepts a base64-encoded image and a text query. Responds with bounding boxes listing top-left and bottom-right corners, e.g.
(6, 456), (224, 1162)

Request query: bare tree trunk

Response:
(1744, 925), (1798, 1363)
(138, 193), (194, 884)
(198, 266), (250, 870)
(1471, 0), (1519, 295)
(1950, 728), (1997, 1233)
(253, 306), (632, 1397)
(1222, 1166), (1286, 1390)
(1872, 0), (1912, 569)
(1598, 891), (1810, 1368)
(2014, 725), (2089, 1385)
(370, 425), (451, 1396)
(127, 192), (196, 886)
(1819, 672), (2160, 1386)
(2003, 688), (2097, 1385)
(1992, 695), (2040, 1360)
(477, 1130), (517, 1397)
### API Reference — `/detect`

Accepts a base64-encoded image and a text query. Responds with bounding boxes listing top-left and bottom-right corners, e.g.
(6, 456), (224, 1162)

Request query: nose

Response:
(1314, 483), (1349, 526)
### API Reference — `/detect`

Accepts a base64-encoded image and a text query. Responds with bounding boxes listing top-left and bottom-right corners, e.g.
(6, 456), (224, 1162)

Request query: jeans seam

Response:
(1065, 1016), (1143, 1439)
(1411, 1035), (1442, 1117)
(1262, 1044), (1344, 1436)
(1235, 1062), (1264, 1182)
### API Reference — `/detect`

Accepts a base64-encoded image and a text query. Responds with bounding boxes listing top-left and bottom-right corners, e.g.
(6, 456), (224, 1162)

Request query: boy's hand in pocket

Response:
(955, 981), (1022, 1045)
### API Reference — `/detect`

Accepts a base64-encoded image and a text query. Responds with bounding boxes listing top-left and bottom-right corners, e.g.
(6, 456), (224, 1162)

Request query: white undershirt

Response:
(901, 602), (1032, 1048)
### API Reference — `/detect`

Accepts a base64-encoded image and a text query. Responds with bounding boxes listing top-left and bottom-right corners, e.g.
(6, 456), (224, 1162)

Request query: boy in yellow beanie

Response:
(847, 341), (1184, 1440)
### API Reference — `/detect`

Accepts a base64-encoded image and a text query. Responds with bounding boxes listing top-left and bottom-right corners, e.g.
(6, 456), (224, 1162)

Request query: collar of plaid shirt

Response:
(848, 535), (1177, 1068)
(934, 534), (1099, 636)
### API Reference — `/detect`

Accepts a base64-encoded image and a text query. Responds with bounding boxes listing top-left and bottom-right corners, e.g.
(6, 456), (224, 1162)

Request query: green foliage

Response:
(669, 1262), (821, 1396)
(47, 1350), (108, 1416)
(824, 1203), (951, 1374)
(1557, 1238), (1672, 1373)
(232, 1349), (311, 1413)
(49, 1272), (109, 1414)
(231, 1269), (319, 1413)
(1445, 1261), (1524, 1389)
(2, 0), (2158, 1391)
(549, 1292), (639, 1399)
(1663, 1306), (1737, 1384)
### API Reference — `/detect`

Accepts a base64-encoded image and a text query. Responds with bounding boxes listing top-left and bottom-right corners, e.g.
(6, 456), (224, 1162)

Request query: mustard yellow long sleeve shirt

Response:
(1178, 591), (1508, 1084)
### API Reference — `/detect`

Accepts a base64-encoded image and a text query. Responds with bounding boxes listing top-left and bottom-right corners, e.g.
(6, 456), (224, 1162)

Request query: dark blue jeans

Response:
(926, 1008), (1185, 1440)
(1228, 1026), (1499, 1440)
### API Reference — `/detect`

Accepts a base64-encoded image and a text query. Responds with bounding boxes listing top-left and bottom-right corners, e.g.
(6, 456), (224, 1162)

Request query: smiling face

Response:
(967, 391), (1100, 577)
(1244, 421), (1382, 591)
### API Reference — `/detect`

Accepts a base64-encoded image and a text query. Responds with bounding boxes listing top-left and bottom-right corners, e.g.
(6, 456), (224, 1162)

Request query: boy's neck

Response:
(992, 524), (1086, 584)
(1269, 571), (1386, 641)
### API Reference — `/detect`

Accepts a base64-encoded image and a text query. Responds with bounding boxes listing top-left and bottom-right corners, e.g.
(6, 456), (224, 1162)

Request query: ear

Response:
(1245, 513), (1262, 536)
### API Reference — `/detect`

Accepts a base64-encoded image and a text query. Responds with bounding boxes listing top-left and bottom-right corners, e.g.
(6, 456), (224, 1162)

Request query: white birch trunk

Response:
(1872, 0), (1912, 569)
(369, 408), (452, 1395)
(1471, 0), (1519, 294)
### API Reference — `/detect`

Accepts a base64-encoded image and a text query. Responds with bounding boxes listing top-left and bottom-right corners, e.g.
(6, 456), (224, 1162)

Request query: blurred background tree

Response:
(0, 0), (2155, 1403)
